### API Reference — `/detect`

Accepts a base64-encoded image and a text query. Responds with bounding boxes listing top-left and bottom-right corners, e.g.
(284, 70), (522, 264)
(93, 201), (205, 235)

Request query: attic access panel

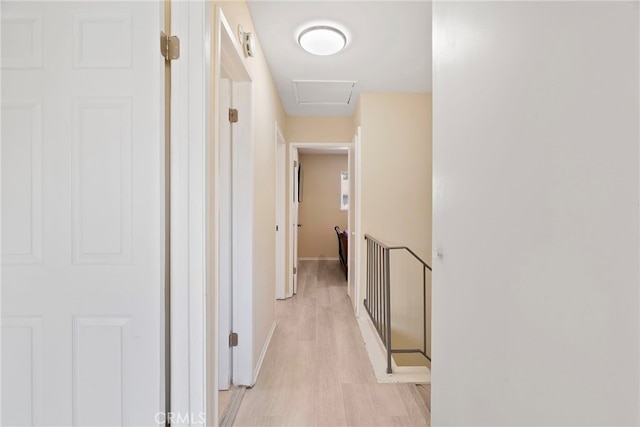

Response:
(292, 80), (357, 105)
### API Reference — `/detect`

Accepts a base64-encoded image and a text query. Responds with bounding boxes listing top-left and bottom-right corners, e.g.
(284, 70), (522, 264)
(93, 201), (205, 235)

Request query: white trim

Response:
(170, 0), (209, 422)
(637, 7), (640, 426)
(217, 77), (232, 391)
(252, 321), (277, 385)
(298, 257), (340, 261)
(346, 147), (352, 299)
(354, 126), (362, 317)
(288, 146), (298, 297)
(291, 142), (352, 150)
(157, 0), (167, 417)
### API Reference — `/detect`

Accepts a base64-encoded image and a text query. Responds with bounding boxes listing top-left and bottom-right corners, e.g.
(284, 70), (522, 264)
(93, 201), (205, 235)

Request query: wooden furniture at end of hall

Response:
(334, 226), (348, 280)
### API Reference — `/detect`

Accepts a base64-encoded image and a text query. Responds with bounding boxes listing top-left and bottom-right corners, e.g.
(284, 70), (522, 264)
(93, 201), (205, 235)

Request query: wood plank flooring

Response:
(220, 389), (232, 422)
(233, 260), (430, 426)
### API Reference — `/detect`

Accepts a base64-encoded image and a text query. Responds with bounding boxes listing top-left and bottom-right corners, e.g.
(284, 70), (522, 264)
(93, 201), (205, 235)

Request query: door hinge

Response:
(293, 267), (297, 275)
(160, 31), (180, 61)
(293, 160), (298, 167)
(229, 108), (239, 123)
(276, 225), (279, 231)
(229, 332), (238, 347)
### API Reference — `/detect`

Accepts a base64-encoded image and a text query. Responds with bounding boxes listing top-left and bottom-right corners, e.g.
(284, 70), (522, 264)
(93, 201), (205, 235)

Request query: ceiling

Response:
(246, 1), (432, 117)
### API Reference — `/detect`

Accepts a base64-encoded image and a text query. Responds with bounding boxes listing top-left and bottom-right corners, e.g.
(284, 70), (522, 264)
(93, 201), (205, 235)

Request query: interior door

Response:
(218, 78), (232, 390)
(275, 128), (286, 299)
(292, 147), (300, 294)
(1, 2), (163, 425)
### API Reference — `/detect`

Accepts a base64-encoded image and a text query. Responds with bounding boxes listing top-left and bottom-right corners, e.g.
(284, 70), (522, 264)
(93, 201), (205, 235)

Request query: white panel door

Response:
(1, 2), (163, 425)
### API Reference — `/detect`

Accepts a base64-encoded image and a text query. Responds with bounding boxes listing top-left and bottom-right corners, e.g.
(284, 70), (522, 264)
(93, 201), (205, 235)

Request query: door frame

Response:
(229, 81), (253, 388)
(212, 0), (255, 395)
(170, 3), (253, 424)
(289, 146), (299, 296)
(169, 0), (211, 422)
(352, 127), (362, 316)
(287, 142), (356, 301)
(218, 73), (254, 391)
(217, 78), (232, 390)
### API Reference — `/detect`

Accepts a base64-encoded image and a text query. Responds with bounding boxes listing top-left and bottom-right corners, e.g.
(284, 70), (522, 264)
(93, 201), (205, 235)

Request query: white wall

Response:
(432, 2), (639, 425)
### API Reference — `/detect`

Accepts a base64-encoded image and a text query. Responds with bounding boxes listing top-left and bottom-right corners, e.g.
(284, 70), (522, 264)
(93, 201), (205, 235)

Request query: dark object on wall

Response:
(334, 226), (348, 279)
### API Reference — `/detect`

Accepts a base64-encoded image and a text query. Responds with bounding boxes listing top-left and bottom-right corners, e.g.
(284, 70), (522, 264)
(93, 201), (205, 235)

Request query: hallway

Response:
(232, 260), (430, 426)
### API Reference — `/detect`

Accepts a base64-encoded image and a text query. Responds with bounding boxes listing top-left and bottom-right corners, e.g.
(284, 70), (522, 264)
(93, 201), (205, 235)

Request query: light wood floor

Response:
(219, 389), (232, 422)
(233, 260), (430, 426)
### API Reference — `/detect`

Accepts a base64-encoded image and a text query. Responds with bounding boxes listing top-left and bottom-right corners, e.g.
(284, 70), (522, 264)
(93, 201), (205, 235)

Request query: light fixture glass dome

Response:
(298, 25), (347, 56)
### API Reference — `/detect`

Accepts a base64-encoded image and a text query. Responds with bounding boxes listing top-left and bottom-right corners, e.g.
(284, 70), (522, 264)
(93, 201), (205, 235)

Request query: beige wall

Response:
(286, 116), (355, 143)
(215, 1), (287, 373)
(356, 93), (432, 362)
(297, 154), (348, 259)
(357, 93), (431, 260)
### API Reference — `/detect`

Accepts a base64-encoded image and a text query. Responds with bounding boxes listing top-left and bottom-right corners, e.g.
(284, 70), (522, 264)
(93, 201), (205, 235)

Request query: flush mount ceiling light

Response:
(298, 25), (347, 56)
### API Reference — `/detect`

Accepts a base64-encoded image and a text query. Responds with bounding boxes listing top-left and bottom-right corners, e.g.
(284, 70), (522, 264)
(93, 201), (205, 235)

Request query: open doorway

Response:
(297, 150), (348, 270)
(287, 142), (356, 306)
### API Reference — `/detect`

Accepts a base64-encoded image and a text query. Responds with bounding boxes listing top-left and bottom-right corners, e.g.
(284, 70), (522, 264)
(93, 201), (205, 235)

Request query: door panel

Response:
(1, 2), (163, 425)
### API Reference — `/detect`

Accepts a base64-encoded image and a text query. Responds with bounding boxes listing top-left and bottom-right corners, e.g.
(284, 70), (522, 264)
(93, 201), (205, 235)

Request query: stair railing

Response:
(364, 234), (432, 374)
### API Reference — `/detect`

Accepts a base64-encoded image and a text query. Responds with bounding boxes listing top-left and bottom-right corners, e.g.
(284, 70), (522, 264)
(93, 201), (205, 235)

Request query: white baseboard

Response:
(298, 257), (339, 261)
(252, 321), (276, 385)
(357, 306), (430, 384)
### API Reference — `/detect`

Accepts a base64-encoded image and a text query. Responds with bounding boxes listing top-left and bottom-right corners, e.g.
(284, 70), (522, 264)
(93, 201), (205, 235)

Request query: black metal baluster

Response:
(385, 247), (392, 374)
(423, 265), (427, 359)
(363, 235), (433, 369)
